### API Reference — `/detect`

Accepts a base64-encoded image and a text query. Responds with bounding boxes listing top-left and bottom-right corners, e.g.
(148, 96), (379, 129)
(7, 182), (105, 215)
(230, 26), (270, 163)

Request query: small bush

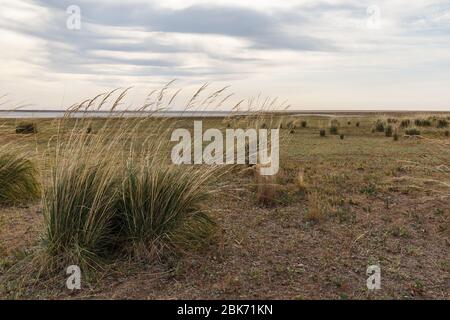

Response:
(15, 123), (37, 134)
(320, 129), (326, 137)
(385, 125), (393, 137)
(340, 134), (345, 140)
(400, 119), (411, 128)
(437, 119), (448, 128)
(347, 121), (351, 126)
(405, 128), (421, 136)
(356, 122), (360, 127)
(0, 149), (40, 206)
(393, 132), (399, 141)
(301, 121), (307, 128)
(374, 120), (385, 132)
(330, 125), (339, 135)
(414, 118), (431, 127)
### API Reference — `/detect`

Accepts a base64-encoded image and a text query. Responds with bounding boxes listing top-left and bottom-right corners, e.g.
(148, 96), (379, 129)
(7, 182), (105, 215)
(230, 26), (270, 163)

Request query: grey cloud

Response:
(3, 0), (335, 79)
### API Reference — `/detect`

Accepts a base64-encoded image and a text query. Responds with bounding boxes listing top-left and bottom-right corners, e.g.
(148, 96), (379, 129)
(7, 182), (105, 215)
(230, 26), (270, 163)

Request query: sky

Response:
(0, 0), (449, 111)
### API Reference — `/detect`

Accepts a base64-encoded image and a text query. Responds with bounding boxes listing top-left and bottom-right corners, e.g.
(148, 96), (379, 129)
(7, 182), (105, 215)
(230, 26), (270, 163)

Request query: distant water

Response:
(0, 110), (238, 119)
(0, 110), (344, 119)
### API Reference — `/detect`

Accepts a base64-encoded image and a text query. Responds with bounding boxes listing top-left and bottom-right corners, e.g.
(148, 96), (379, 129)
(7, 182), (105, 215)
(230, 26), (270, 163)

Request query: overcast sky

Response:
(1, 0), (449, 110)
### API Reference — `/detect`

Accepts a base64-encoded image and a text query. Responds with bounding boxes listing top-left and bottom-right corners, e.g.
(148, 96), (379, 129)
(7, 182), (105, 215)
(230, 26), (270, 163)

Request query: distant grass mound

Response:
(405, 128), (421, 136)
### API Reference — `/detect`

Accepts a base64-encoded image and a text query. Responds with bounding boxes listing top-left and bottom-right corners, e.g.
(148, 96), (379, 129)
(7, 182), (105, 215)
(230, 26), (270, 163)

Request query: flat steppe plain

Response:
(0, 113), (449, 299)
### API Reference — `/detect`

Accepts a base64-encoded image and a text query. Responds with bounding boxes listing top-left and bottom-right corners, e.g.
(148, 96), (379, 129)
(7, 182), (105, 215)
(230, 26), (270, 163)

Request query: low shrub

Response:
(405, 128), (421, 136)
(414, 118), (432, 127)
(393, 132), (399, 141)
(400, 119), (411, 128)
(320, 129), (326, 137)
(15, 123), (37, 134)
(330, 125), (339, 135)
(374, 120), (385, 132)
(437, 119), (449, 128)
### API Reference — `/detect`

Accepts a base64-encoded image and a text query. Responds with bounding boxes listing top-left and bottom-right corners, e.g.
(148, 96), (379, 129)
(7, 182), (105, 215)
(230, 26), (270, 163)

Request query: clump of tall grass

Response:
(117, 158), (218, 258)
(400, 119), (411, 128)
(393, 131), (399, 141)
(38, 83), (287, 272)
(296, 168), (307, 193)
(373, 120), (385, 132)
(0, 146), (40, 206)
(414, 118), (432, 127)
(385, 125), (393, 137)
(255, 165), (276, 207)
(305, 191), (325, 223)
(39, 84), (232, 270)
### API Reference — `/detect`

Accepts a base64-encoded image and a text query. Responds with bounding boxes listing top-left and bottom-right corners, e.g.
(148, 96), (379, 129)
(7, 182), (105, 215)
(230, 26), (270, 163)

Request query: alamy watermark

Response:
(66, 265), (81, 290)
(171, 121), (279, 176)
(66, 5), (81, 30)
(366, 265), (381, 290)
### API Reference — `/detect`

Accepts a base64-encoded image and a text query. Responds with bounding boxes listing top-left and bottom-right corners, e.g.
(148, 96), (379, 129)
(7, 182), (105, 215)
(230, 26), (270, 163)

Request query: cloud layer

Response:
(1, 0), (449, 109)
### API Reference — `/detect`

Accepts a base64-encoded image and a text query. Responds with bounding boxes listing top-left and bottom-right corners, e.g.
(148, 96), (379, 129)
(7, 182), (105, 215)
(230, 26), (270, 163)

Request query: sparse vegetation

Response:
(1, 105), (449, 300)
